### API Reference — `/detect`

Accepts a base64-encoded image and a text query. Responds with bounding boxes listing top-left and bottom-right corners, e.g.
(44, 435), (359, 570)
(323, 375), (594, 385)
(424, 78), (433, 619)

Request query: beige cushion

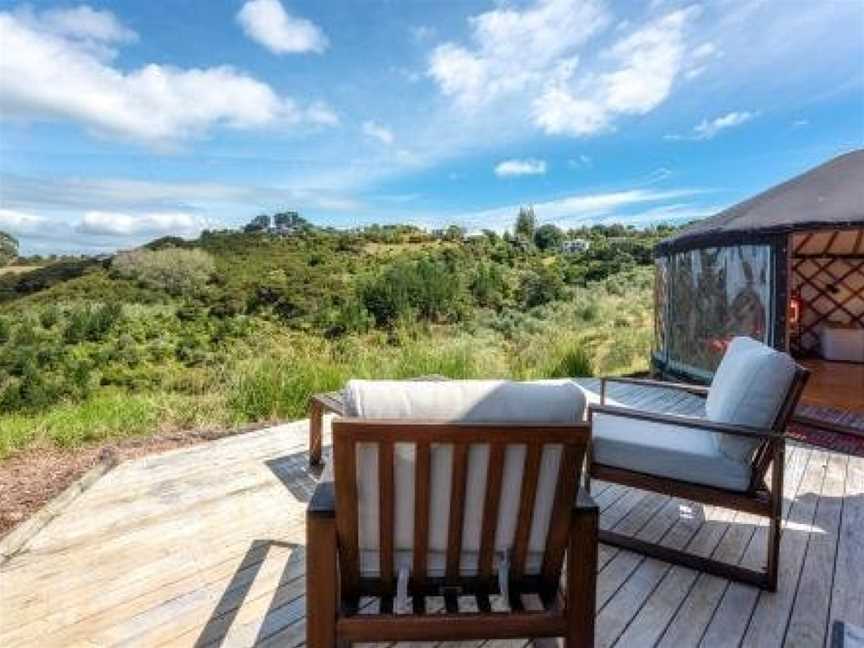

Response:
(342, 379), (587, 576)
(591, 411), (752, 492)
(706, 337), (797, 462)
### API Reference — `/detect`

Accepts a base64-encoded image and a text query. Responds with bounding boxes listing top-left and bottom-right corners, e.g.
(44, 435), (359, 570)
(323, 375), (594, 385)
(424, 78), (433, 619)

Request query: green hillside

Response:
(0, 218), (673, 459)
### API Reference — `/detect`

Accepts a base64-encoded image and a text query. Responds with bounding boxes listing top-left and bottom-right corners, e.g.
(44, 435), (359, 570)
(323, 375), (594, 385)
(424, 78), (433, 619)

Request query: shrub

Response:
(112, 248), (215, 296)
(518, 266), (564, 308)
(547, 346), (594, 378)
(39, 305), (61, 329)
(360, 258), (464, 327)
(64, 303), (122, 344)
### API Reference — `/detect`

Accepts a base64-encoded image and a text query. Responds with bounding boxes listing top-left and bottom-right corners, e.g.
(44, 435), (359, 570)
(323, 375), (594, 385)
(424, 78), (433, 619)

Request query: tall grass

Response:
(0, 268), (654, 459)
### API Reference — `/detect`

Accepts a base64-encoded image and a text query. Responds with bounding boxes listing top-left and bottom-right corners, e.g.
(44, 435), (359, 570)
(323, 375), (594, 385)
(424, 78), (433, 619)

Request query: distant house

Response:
(560, 238), (590, 254)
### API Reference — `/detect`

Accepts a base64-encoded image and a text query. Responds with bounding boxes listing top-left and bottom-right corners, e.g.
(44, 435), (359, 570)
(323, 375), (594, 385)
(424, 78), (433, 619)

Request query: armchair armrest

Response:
(600, 376), (709, 404)
(308, 478), (336, 519)
(588, 403), (782, 441)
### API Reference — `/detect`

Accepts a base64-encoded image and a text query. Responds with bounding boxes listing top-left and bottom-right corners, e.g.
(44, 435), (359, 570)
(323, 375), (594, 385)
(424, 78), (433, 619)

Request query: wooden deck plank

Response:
(735, 448), (834, 648)
(828, 453), (864, 632)
(782, 451), (848, 647)
(1, 380), (861, 648)
(656, 444), (811, 648)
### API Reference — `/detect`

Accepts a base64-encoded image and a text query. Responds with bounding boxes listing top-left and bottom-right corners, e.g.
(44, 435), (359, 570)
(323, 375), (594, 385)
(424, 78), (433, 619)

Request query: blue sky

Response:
(0, 0), (862, 254)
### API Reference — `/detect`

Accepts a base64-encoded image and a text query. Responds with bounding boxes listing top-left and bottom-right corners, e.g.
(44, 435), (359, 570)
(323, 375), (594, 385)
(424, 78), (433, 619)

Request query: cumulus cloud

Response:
(0, 6), (337, 146)
(427, 0), (699, 138)
(666, 110), (758, 140)
(428, 0), (609, 111)
(75, 211), (210, 237)
(15, 4), (138, 44)
(237, 0), (327, 54)
(494, 158), (547, 177)
(362, 120), (395, 145)
(533, 8), (696, 137)
(0, 208), (51, 237)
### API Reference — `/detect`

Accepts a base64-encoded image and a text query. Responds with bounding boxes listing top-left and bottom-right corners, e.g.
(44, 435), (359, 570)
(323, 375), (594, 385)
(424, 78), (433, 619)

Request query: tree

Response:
(443, 224), (466, 241)
(514, 206), (536, 239)
(112, 248), (216, 296)
(533, 223), (564, 251)
(1, 230), (18, 266)
(273, 211), (308, 229)
(244, 214), (271, 232)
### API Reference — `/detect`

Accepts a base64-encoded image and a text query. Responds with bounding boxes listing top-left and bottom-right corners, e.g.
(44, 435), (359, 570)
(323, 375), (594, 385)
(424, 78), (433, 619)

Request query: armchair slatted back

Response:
(331, 420), (591, 608)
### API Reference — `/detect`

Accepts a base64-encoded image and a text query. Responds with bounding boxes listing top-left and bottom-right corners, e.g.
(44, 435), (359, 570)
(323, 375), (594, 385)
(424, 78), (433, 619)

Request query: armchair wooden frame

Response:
(307, 419), (598, 647)
(587, 371), (809, 592)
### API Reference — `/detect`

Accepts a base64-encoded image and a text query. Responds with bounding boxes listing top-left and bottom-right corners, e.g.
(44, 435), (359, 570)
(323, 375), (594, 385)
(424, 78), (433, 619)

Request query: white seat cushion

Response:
(592, 411), (752, 492)
(706, 336), (798, 462)
(342, 379), (587, 576)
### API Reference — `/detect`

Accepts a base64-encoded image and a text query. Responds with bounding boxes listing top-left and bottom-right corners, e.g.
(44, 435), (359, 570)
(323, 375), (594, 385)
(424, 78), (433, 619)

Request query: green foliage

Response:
(63, 303), (123, 344)
(518, 265), (564, 308)
(360, 258), (465, 327)
(112, 248), (215, 296)
(533, 223), (564, 251)
(0, 230), (18, 266)
(514, 206), (536, 239)
(0, 218), (675, 458)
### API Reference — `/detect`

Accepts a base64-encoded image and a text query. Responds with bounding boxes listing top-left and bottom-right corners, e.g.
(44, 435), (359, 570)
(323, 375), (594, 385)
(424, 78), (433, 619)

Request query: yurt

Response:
(653, 150), (864, 414)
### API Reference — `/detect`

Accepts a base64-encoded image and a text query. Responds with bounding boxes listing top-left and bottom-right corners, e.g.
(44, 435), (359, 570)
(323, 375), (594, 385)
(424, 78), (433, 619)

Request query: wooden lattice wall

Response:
(790, 228), (864, 355)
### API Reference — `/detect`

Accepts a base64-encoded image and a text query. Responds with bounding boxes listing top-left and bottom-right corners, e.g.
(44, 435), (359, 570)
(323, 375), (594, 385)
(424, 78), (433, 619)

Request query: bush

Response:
(547, 346), (594, 378)
(518, 266), (564, 308)
(360, 258), (464, 327)
(39, 305), (61, 329)
(64, 303), (122, 344)
(112, 248), (215, 296)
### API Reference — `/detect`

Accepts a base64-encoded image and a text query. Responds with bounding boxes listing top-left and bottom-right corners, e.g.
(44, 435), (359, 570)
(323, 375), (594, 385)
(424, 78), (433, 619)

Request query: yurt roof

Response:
(656, 149), (864, 255)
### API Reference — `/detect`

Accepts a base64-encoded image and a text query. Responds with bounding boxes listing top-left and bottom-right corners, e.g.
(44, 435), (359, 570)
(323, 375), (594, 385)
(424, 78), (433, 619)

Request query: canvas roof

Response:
(656, 149), (864, 254)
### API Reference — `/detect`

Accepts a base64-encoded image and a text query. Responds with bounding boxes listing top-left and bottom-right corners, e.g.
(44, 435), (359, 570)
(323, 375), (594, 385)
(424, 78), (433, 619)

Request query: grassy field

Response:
(0, 271), (652, 458)
(0, 224), (662, 460)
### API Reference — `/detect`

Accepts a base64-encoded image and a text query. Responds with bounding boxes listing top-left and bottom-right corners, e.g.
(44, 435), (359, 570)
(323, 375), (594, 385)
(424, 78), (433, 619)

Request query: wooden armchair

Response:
(587, 337), (809, 591)
(306, 379), (598, 647)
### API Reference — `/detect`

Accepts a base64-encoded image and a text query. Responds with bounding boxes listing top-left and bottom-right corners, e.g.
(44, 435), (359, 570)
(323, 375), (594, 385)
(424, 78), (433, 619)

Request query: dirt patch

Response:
(0, 423), (273, 538)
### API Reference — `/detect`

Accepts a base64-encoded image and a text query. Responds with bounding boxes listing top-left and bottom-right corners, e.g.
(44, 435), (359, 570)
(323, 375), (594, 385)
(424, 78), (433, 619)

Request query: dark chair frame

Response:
(587, 370), (809, 591)
(307, 418), (598, 647)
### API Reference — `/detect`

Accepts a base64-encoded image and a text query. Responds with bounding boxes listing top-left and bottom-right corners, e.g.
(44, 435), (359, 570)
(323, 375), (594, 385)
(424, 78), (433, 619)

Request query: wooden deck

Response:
(1, 379), (862, 647)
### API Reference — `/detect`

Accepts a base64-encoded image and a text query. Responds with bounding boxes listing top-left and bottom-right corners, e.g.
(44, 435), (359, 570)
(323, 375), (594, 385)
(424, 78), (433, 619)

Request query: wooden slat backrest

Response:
(749, 365), (810, 489)
(332, 419), (590, 603)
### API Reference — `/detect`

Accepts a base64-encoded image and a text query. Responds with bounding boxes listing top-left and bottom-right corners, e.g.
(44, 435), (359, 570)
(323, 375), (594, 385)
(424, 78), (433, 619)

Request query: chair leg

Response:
(309, 399), (323, 466)
(765, 442), (784, 592)
(566, 495), (598, 648)
(307, 511), (338, 648)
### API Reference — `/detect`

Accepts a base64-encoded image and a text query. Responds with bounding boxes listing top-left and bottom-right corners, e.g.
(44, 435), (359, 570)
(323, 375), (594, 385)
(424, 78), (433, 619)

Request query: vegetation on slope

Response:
(0, 218), (673, 458)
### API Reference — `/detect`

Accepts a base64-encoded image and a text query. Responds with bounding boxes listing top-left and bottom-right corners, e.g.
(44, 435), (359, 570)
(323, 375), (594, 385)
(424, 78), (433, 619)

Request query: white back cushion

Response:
(706, 337), (797, 462)
(343, 379), (586, 574)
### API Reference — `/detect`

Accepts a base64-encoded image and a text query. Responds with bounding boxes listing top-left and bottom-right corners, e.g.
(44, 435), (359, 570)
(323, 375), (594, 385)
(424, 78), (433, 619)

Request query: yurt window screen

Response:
(664, 244), (773, 378)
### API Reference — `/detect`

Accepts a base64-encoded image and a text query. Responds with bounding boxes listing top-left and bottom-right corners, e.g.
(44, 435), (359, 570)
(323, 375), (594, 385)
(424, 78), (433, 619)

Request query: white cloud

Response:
(457, 188), (701, 230)
(236, 0), (327, 55)
(494, 158), (547, 177)
(793, 118), (809, 128)
(428, 0), (698, 139)
(666, 110), (758, 140)
(533, 8), (696, 137)
(428, 0), (610, 110)
(75, 211), (210, 237)
(0, 208), (51, 237)
(0, 7), (336, 146)
(362, 120), (395, 145)
(16, 4), (138, 44)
